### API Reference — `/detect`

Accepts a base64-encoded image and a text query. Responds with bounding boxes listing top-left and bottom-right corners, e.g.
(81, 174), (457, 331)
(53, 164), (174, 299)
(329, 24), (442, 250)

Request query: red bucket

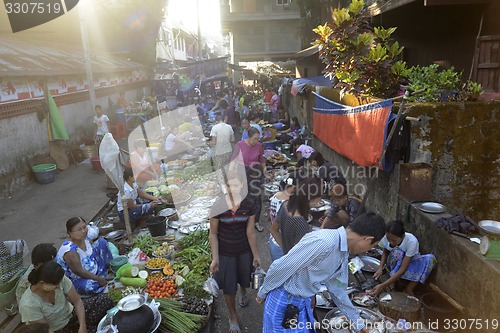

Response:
(91, 156), (104, 172)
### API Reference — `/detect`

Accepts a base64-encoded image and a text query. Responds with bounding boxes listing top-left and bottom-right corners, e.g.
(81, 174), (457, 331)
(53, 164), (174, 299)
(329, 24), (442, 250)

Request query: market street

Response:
(0, 156), (271, 333)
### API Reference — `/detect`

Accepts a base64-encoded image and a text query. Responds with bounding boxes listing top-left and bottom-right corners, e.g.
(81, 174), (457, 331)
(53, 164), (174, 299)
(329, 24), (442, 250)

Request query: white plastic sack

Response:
(99, 133), (124, 192)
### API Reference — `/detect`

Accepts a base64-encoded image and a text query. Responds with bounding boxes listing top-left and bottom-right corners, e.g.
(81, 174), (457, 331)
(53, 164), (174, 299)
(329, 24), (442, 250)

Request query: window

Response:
(277, 0), (289, 5)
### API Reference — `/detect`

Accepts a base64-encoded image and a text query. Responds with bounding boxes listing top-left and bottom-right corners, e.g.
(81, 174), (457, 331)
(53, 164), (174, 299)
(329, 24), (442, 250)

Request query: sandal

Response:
(228, 319), (241, 333)
(255, 223), (264, 232)
(238, 292), (249, 307)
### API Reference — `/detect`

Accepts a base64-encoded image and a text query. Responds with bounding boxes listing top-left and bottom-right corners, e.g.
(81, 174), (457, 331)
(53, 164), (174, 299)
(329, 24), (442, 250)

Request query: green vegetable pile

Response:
(157, 298), (207, 333)
(178, 229), (209, 250)
(132, 234), (160, 256)
(173, 230), (212, 299)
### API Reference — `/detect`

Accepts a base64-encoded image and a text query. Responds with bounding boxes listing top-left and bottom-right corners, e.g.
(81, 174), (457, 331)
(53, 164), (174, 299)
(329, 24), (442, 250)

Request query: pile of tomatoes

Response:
(145, 279), (179, 299)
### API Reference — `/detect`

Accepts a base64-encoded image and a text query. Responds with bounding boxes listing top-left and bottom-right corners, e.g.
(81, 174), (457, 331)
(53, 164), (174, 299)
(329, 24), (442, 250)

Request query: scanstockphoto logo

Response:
(127, 105), (248, 219)
(3, 0), (79, 33)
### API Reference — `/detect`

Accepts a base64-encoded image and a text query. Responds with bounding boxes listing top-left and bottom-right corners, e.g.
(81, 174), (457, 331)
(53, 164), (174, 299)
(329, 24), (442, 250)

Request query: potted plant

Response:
(313, 0), (406, 98)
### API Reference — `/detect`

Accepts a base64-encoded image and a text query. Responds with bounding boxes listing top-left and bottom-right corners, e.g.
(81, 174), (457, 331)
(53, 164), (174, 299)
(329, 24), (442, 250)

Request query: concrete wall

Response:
(287, 86), (500, 222)
(285, 86), (500, 329)
(400, 199), (500, 331)
(0, 88), (146, 199)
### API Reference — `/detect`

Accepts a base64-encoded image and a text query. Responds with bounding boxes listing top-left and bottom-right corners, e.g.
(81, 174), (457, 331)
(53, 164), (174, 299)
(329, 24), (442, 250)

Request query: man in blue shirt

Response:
(257, 212), (386, 333)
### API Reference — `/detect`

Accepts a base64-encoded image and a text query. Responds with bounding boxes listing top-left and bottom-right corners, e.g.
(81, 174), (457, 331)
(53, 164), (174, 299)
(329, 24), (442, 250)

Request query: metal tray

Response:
(416, 202), (446, 214)
(158, 208), (177, 217)
(315, 292), (335, 310)
(358, 256), (381, 273)
(117, 294), (145, 311)
(178, 222), (209, 234)
(351, 292), (378, 307)
(324, 307), (385, 333)
(478, 220), (500, 236)
(310, 199), (332, 212)
(104, 230), (126, 240)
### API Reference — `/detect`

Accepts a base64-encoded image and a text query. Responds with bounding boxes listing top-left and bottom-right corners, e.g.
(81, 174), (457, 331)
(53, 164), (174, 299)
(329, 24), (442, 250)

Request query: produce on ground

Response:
(108, 289), (123, 303)
(132, 235), (160, 256)
(181, 296), (209, 316)
(157, 298), (207, 333)
(153, 243), (175, 257)
(163, 262), (174, 275)
(121, 286), (143, 297)
(145, 279), (178, 299)
(120, 265), (139, 278)
(177, 229), (209, 250)
(146, 257), (170, 269)
(147, 271), (164, 281)
(120, 277), (148, 288)
(115, 263), (132, 279)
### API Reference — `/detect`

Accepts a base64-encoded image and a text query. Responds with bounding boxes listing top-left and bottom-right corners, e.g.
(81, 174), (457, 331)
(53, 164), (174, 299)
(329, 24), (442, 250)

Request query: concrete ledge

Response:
(398, 198), (500, 329)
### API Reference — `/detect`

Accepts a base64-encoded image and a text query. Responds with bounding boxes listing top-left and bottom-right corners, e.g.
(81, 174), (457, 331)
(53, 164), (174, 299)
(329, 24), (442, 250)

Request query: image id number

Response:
(5, 2), (62, 14)
(444, 318), (499, 330)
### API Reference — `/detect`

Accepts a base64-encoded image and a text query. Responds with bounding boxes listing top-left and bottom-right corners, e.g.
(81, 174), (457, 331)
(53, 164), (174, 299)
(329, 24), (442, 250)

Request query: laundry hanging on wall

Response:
(312, 92), (396, 171)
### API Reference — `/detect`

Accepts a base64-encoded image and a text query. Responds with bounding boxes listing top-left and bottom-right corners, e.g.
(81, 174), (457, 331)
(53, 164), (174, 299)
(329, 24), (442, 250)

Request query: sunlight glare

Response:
(167, 0), (221, 36)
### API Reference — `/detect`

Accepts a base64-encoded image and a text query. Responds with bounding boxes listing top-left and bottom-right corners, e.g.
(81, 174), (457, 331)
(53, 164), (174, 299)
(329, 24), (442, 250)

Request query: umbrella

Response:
(99, 133), (132, 241)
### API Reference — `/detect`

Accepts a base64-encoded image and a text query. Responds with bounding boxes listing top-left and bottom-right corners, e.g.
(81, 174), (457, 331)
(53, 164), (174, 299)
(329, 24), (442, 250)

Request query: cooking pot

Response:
(112, 304), (154, 333)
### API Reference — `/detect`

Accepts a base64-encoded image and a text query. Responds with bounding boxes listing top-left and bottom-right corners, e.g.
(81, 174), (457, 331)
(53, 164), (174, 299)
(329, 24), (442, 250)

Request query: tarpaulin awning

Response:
(291, 76), (333, 95)
(312, 92), (396, 171)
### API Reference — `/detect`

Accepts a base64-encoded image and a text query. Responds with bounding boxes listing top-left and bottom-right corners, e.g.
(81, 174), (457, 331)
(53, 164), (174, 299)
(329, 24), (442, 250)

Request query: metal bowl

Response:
(478, 220), (500, 236)
(358, 256), (381, 273)
(324, 307), (385, 333)
(104, 230), (126, 241)
(416, 202), (446, 214)
(117, 294), (146, 312)
(158, 208), (177, 217)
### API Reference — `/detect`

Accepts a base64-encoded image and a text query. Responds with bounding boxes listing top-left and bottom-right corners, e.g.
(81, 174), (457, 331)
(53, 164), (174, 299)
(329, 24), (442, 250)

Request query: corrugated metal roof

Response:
(0, 36), (146, 77)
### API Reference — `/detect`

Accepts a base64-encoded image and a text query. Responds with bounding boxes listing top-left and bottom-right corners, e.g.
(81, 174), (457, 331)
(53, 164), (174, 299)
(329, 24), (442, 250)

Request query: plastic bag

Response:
(107, 242), (119, 258)
(127, 248), (149, 268)
(348, 257), (364, 274)
(203, 273), (219, 297)
(87, 225), (99, 240)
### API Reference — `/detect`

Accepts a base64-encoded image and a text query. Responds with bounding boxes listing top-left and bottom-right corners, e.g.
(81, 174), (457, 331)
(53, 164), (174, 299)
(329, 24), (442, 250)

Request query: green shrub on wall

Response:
(404, 64), (484, 102)
(313, 0), (406, 98)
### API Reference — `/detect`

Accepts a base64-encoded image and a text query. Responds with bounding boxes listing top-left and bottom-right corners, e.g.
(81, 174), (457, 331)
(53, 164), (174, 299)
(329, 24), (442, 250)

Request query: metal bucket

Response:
(251, 267), (266, 290)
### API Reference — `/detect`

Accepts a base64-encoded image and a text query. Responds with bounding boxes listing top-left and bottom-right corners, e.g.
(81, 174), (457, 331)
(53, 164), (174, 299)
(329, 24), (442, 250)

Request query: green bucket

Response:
(32, 164), (57, 172)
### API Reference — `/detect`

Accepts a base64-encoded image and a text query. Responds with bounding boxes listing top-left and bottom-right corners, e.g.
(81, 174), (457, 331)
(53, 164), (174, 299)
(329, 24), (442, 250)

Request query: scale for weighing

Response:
(478, 220), (500, 259)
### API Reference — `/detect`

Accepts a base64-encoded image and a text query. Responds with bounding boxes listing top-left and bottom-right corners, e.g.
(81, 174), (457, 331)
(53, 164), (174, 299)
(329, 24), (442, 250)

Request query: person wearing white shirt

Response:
(93, 105), (109, 151)
(256, 212), (387, 333)
(210, 115), (235, 170)
(117, 168), (160, 226)
(370, 220), (437, 296)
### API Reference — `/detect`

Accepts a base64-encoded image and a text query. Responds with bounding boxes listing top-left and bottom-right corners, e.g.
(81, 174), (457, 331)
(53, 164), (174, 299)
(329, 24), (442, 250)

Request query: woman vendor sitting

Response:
(117, 167), (160, 226)
(56, 217), (113, 295)
(19, 261), (113, 333)
(130, 139), (160, 184)
(370, 220), (437, 296)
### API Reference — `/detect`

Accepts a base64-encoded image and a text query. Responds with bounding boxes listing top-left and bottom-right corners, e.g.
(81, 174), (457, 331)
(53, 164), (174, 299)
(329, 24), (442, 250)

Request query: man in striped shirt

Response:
(257, 212), (386, 333)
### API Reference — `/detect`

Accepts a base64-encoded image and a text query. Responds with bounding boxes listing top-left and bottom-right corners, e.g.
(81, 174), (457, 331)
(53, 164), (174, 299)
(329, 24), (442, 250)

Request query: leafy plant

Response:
(403, 64), (463, 102)
(458, 81), (484, 101)
(313, 0), (406, 98)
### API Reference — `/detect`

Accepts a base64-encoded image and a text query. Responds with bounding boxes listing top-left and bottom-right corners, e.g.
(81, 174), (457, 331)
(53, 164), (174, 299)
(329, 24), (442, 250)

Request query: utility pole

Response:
(79, 0), (97, 112)
(196, 0), (202, 62)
